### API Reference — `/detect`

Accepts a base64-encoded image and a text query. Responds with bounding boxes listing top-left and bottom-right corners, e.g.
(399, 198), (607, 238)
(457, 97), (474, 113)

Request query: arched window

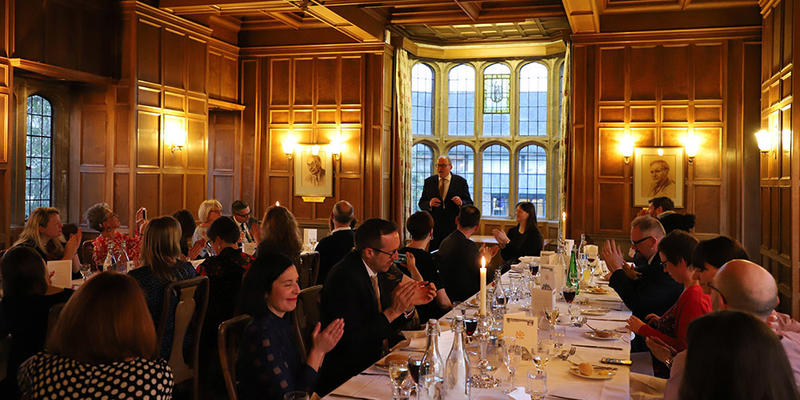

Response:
(519, 63), (548, 136)
(448, 64), (475, 136)
(482, 145), (510, 216)
(25, 95), (53, 217)
(482, 63), (511, 136)
(411, 63), (434, 136)
(518, 145), (547, 219)
(411, 143), (434, 212)
(447, 144), (474, 199)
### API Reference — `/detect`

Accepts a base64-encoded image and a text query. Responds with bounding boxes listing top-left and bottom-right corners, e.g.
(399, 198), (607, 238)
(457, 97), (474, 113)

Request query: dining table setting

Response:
(324, 256), (637, 400)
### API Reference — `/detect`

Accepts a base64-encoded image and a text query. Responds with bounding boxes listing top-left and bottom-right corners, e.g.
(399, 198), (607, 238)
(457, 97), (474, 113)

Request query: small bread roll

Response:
(595, 330), (613, 338)
(578, 362), (593, 376)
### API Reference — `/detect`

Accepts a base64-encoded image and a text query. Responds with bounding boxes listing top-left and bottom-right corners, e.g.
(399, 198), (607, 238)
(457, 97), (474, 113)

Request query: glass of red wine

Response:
(528, 261), (539, 276)
(464, 318), (478, 336)
(562, 286), (577, 304)
(407, 355), (423, 384)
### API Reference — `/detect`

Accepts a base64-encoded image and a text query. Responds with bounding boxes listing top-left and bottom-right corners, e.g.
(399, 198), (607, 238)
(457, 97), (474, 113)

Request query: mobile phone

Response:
(600, 357), (632, 366)
(394, 253), (407, 264)
(141, 207), (147, 220)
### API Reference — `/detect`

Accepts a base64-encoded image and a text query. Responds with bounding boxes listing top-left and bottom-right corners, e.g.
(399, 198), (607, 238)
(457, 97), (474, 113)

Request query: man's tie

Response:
(370, 275), (382, 312)
(438, 177), (447, 200)
(241, 222), (253, 242)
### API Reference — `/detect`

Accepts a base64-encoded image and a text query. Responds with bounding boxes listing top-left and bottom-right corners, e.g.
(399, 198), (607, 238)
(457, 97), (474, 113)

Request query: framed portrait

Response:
(294, 148), (333, 197)
(633, 147), (684, 208)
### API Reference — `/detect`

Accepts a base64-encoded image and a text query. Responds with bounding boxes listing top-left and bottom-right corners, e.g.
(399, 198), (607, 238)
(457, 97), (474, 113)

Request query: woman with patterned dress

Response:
(18, 271), (174, 400)
(86, 202), (146, 268)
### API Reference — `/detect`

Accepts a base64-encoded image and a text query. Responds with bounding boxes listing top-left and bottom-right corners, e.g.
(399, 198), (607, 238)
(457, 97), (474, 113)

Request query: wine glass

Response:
(532, 338), (552, 372)
(389, 360), (410, 400)
(79, 263), (92, 281)
(544, 308), (559, 327)
(464, 317), (478, 337)
(407, 355), (423, 385)
(501, 337), (522, 392)
(562, 286), (577, 322)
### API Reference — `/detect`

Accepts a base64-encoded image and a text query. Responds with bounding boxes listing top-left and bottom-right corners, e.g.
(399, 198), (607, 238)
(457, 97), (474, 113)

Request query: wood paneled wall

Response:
(241, 44), (393, 229)
(760, 0), (799, 316)
(569, 28), (761, 254)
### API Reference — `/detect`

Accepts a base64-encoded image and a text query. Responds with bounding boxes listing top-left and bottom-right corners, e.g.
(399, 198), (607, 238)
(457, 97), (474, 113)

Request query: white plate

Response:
(569, 366), (616, 380)
(581, 307), (610, 316)
(584, 331), (621, 341)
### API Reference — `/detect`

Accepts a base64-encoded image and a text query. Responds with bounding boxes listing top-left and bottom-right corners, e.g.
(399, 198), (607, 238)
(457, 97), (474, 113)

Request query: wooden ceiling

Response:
(158, 0), (761, 46)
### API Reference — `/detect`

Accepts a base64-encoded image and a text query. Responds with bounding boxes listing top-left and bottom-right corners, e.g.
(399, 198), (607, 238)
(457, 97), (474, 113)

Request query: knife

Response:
(572, 344), (623, 350)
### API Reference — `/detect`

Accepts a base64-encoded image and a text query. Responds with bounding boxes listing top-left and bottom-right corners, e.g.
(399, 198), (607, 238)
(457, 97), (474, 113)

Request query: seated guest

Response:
(638, 196), (695, 235)
(492, 201), (544, 264)
(193, 199), (223, 258)
(86, 203), (146, 268)
(172, 209), (197, 258)
(318, 218), (437, 395)
(315, 200), (356, 285)
(13, 207), (81, 274)
(640, 196), (674, 218)
(657, 259), (800, 399)
(601, 215), (682, 321)
(196, 216), (254, 395)
(129, 216), (197, 359)
(0, 247), (73, 398)
(232, 199), (260, 244)
(399, 211), (452, 321)
(680, 310), (798, 400)
(237, 253), (344, 399)
(626, 230), (710, 352)
(18, 272), (174, 400)
(257, 204), (302, 266)
(690, 235), (748, 295)
(437, 205), (499, 303)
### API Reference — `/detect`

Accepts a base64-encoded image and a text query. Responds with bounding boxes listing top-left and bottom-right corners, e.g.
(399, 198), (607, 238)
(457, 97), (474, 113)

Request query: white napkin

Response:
(46, 260), (72, 289)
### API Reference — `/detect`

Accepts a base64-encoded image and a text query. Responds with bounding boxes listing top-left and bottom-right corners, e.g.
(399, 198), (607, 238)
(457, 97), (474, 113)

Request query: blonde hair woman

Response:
(128, 216), (197, 358)
(257, 205), (303, 265)
(13, 207), (81, 274)
(192, 199), (222, 259)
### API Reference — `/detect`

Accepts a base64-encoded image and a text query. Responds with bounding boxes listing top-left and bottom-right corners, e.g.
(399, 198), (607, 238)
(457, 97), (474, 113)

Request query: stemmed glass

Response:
(389, 359), (410, 400)
(532, 338), (554, 373)
(501, 337), (523, 391)
(79, 263), (92, 281)
(527, 370), (548, 400)
(562, 286), (578, 322)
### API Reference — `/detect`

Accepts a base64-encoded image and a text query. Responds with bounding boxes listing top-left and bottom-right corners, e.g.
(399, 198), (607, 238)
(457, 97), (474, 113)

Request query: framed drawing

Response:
(633, 147), (684, 208)
(294, 149), (333, 197)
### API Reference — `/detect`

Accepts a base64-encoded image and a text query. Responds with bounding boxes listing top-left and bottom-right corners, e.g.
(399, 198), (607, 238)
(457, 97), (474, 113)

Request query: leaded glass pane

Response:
(448, 64), (475, 136)
(518, 145), (547, 219)
(25, 95), (53, 218)
(481, 145), (510, 217)
(447, 144), (474, 199)
(411, 143), (435, 212)
(483, 63), (510, 136)
(411, 63), (434, 136)
(519, 62), (548, 136)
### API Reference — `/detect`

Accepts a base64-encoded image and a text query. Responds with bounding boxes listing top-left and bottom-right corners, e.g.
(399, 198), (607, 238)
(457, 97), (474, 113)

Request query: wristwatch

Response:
(664, 356), (673, 369)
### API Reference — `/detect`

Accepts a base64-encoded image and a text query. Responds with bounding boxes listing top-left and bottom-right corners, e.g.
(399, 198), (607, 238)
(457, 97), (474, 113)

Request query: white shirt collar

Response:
(332, 226), (352, 233)
(439, 173), (452, 181)
(362, 258), (377, 278)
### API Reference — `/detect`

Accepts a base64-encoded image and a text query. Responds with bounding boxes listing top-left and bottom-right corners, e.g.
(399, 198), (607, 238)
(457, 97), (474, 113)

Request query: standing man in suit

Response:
(318, 218), (437, 395)
(418, 155), (473, 250)
(315, 200), (356, 285)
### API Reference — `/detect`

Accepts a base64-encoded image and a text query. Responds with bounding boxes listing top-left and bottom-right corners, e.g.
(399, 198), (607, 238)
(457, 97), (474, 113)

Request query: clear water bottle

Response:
(492, 269), (507, 313)
(444, 315), (470, 399)
(419, 319), (445, 400)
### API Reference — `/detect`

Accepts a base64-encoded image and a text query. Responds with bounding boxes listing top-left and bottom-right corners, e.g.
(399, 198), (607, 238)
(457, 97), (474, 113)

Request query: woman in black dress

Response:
(493, 201), (544, 263)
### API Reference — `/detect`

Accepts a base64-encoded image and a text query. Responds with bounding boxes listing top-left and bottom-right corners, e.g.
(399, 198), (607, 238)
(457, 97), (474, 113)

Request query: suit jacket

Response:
(436, 230), (485, 303)
(418, 174), (472, 248)
(315, 229), (355, 285)
(609, 254), (683, 320)
(317, 251), (404, 395)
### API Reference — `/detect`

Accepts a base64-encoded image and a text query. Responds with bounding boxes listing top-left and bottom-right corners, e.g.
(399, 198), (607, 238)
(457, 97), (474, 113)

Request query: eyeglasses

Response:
(707, 282), (727, 305)
(630, 236), (653, 246)
(436, 163), (450, 167)
(370, 247), (399, 257)
(234, 211), (251, 218)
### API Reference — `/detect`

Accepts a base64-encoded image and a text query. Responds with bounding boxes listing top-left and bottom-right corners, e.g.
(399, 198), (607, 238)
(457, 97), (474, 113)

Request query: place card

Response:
(242, 242), (257, 256)
(503, 311), (538, 351)
(303, 229), (317, 249)
(531, 287), (557, 315)
(540, 250), (555, 264)
(540, 263), (565, 291)
(46, 260), (72, 289)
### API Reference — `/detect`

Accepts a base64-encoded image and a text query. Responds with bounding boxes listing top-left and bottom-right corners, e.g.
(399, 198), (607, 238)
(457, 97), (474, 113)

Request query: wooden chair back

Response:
(292, 284), (323, 360)
(298, 251), (320, 289)
(217, 314), (252, 400)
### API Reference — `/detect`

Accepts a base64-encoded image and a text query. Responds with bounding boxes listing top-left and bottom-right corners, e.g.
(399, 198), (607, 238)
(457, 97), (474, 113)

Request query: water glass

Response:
(552, 326), (566, 349)
(527, 370), (547, 400)
(389, 359), (410, 399)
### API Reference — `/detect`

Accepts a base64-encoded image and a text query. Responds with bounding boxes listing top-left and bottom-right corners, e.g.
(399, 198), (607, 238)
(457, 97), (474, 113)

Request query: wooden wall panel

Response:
(187, 38), (207, 93)
(213, 175), (233, 215)
(80, 110), (106, 165)
(113, 173), (130, 224)
(137, 111), (160, 167)
(137, 20), (161, 84)
(79, 172), (105, 221)
(661, 45), (690, 100)
(630, 47), (658, 101)
(186, 174), (206, 217)
(187, 118), (205, 169)
(135, 173), (159, 217)
(163, 29), (186, 89)
(161, 173), (184, 214)
(599, 48), (625, 101)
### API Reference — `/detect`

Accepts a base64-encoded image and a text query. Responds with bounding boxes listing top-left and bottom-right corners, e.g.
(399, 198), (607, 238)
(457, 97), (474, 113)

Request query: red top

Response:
(92, 231), (142, 268)
(637, 283), (711, 352)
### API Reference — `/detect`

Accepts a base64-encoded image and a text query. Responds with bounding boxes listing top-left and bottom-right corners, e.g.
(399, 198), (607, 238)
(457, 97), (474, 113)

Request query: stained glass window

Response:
(481, 145), (510, 217)
(25, 95), (53, 218)
(519, 62), (548, 136)
(411, 143), (434, 212)
(482, 63), (510, 136)
(411, 63), (434, 136)
(448, 64), (475, 136)
(518, 145), (547, 219)
(447, 144), (474, 199)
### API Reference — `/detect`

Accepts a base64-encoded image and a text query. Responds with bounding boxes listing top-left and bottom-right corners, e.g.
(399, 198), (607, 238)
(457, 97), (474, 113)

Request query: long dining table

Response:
(324, 270), (634, 400)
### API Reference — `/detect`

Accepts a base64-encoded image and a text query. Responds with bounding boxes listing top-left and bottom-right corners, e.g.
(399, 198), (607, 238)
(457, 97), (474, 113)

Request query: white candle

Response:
(479, 256), (487, 316)
(276, 201), (280, 207)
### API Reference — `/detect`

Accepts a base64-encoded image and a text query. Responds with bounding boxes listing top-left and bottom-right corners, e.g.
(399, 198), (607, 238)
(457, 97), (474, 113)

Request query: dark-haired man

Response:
(437, 205), (499, 303)
(231, 200), (259, 244)
(315, 200), (356, 285)
(318, 218), (437, 395)
(400, 211), (452, 321)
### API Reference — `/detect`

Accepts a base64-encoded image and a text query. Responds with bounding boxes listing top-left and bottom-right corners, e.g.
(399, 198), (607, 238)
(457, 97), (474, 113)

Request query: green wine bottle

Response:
(568, 250), (579, 293)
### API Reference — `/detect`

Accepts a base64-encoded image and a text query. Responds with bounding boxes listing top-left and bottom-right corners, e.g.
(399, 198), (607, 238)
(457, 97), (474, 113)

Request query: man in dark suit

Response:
(315, 200), (356, 285)
(418, 155), (473, 250)
(318, 218), (437, 395)
(231, 199), (259, 244)
(437, 205), (499, 303)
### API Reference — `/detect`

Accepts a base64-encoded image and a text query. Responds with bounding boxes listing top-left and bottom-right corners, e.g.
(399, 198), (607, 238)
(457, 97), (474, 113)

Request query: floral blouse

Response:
(92, 231), (142, 267)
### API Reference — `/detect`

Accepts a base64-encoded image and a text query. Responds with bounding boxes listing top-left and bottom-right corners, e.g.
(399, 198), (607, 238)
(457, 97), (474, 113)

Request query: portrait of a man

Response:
(634, 147), (683, 208)
(295, 149), (333, 197)
(305, 154), (326, 186)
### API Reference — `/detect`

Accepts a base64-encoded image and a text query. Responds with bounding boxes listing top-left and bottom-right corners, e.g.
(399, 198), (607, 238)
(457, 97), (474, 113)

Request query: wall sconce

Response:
(311, 144), (320, 156)
(328, 131), (344, 160)
(164, 118), (187, 153)
(684, 129), (700, 164)
(620, 130), (634, 164)
(755, 129), (773, 153)
(282, 131), (298, 159)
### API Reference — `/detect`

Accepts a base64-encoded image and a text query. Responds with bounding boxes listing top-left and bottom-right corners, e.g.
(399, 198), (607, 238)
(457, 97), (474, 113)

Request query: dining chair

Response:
(157, 276), (209, 400)
(292, 284), (323, 360)
(217, 314), (252, 400)
(299, 251), (320, 289)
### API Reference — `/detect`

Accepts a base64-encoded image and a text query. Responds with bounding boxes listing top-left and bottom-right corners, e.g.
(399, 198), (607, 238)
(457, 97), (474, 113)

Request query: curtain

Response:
(558, 42), (572, 239)
(393, 48), (413, 237)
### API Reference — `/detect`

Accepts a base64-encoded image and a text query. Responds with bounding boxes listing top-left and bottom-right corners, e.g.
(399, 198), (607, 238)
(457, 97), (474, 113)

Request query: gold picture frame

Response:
(633, 147), (684, 208)
(294, 149), (333, 197)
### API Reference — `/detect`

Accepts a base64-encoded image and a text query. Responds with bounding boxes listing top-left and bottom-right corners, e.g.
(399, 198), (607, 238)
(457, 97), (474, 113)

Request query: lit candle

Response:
(479, 256), (487, 316)
(276, 201), (280, 207)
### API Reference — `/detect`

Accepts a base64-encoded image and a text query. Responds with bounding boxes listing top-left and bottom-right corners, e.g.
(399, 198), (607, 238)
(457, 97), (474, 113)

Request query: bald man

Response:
(658, 260), (800, 399)
(418, 155), (473, 250)
(315, 200), (356, 285)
